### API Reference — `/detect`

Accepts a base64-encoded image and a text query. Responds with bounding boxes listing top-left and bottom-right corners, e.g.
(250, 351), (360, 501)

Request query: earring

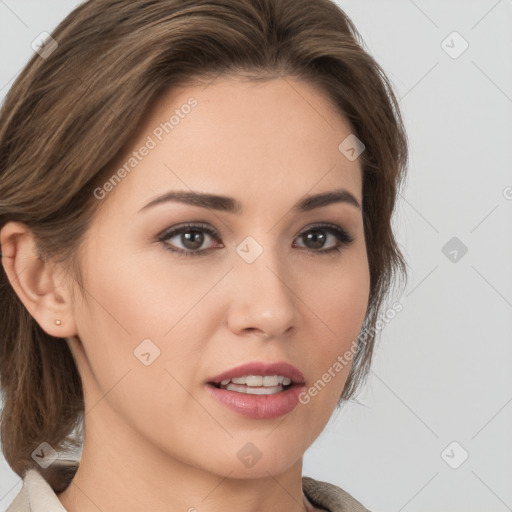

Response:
(55, 319), (62, 326)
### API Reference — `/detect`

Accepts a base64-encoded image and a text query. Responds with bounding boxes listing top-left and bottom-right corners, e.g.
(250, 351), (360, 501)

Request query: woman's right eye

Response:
(158, 223), (223, 257)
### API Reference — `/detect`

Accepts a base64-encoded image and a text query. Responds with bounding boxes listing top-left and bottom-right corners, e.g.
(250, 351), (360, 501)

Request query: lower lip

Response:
(206, 383), (305, 419)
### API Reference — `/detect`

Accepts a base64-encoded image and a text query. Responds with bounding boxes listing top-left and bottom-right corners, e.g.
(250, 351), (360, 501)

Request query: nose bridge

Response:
(228, 233), (298, 338)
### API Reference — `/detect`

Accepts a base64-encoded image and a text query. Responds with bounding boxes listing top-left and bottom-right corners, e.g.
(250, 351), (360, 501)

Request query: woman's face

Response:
(65, 75), (370, 478)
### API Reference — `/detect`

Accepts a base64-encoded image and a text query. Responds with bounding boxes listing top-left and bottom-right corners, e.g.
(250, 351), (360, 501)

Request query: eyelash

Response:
(158, 222), (354, 258)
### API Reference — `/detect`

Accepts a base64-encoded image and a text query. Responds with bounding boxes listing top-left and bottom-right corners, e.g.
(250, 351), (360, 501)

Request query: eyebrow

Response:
(138, 187), (361, 214)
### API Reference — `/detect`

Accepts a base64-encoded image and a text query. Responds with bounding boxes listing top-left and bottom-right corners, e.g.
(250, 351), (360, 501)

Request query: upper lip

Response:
(208, 361), (305, 385)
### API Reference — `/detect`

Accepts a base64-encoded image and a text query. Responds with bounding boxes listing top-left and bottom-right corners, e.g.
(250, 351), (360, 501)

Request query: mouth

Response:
(205, 362), (306, 419)
(206, 361), (305, 395)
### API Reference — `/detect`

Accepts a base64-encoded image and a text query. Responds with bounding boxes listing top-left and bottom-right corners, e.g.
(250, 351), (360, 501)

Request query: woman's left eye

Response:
(158, 222), (354, 257)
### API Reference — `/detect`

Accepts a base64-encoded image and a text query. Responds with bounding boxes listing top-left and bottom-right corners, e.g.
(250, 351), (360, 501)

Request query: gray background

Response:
(1, 1), (511, 511)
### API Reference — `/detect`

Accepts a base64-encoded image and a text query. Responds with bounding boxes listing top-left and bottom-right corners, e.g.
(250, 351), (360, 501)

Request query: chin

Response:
(202, 437), (304, 479)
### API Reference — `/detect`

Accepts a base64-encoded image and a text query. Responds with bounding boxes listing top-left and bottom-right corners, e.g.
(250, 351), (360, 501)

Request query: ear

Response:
(0, 221), (78, 338)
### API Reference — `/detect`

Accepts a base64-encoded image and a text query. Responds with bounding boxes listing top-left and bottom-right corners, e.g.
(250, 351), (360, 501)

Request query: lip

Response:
(206, 383), (305, 419)
(207, 361), (306, 385)
(206, 361), (306, 419)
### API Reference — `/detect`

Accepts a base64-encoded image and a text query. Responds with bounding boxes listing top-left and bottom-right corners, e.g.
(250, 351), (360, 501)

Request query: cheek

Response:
(324, 269), (369, 339)
(298, 252), (370, 400)
(306, 251), (370, 342)
(72, 244), (224, 401)
(71, 262), (208, 451)
(78, 241), (223, 343)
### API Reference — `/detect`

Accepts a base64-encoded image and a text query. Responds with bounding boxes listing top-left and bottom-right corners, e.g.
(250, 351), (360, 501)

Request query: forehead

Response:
(95, 76), (363, 217)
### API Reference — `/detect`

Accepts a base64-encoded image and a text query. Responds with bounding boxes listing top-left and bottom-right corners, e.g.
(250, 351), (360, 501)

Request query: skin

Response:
(1, 75), (370, 512)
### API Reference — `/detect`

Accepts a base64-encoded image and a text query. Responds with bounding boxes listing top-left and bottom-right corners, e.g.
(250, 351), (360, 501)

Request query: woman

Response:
(0, 0), (408, 511)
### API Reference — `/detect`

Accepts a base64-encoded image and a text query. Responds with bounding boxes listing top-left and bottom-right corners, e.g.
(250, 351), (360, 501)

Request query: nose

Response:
(226, 243), (299, 340)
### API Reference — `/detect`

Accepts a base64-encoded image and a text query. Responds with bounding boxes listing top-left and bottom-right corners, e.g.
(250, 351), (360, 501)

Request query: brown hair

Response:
(0, 0), (408, 480)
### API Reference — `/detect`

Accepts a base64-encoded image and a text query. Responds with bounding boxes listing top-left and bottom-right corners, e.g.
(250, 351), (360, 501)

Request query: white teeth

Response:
(262, 375), (279, 386)
(246, 375), (263, 386)
(225, 383), (283, 395)
(220, 374), (292, 387)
